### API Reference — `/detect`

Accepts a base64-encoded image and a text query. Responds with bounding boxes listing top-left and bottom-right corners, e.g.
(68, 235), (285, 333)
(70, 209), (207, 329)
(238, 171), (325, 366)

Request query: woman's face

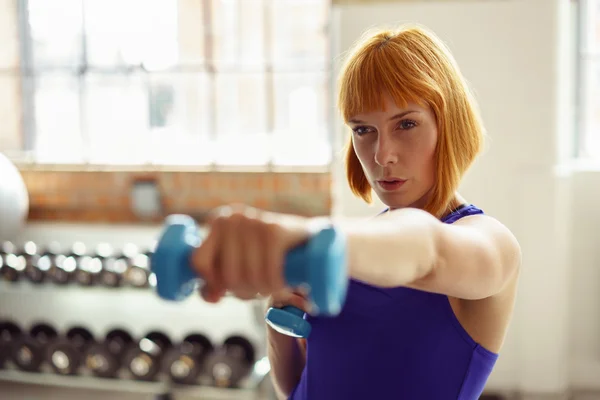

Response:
(348, 95), (439, 210)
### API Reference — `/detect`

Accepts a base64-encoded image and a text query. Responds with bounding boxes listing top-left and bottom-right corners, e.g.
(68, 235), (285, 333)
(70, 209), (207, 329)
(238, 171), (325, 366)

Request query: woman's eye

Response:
(352, 126), (373, 136)
(398, 120), (417, 130)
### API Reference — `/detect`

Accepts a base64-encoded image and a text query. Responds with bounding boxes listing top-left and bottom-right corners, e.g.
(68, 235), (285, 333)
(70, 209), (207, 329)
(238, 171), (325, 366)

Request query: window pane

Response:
(271, 72), (331, 166)
(211, 0), (266, 69)
(213, 72), (270, 165)
(83, 73), (149, 164)
(239, 0), (266, 68)
(84, 0), (178, 69)
(0, 1), (20, 71)
(33, 74), (84, 163)
(211, 0), (240, 67)
(27, 0), (83, 70)
(0, 74), (23, 157)
(270, 0), (328, 70)
(579, 60), (600, 158)
(581, 0), (600, 54)
(148, 72), (214, 165)
(178, 0), (206, 66)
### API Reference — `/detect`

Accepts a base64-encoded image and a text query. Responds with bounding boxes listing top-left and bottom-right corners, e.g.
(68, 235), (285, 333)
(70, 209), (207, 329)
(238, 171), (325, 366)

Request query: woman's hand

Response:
(191, 204), (313, 303)
(266, 288), (312, 315)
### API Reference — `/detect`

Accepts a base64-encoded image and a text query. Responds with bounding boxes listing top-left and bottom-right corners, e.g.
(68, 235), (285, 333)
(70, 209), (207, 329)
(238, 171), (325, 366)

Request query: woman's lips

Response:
(376, 179), (406, 191)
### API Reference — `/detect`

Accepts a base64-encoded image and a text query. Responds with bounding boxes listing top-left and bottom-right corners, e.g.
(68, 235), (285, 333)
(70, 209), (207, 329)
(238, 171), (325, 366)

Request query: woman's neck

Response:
(385, 193), (468, 219)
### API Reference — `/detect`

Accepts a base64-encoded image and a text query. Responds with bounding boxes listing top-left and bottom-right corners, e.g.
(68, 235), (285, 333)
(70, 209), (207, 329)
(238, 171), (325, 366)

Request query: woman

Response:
(192, 24), (521, 400)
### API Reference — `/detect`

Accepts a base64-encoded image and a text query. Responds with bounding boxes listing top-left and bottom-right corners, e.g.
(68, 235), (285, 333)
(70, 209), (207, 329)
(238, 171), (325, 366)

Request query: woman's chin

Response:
(374, 189), (427, 211)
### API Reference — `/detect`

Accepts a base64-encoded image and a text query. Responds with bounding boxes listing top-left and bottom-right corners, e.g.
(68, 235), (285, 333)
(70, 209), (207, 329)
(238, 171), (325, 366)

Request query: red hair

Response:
(338, 24), (484, 218)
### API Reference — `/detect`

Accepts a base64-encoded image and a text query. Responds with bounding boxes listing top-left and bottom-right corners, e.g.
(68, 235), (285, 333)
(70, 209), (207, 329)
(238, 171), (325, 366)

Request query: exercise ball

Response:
(0, 153), (29, 241)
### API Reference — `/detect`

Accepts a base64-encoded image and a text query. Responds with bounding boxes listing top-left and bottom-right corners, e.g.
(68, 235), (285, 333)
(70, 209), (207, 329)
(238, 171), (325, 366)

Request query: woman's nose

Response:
(374, 136), (399, 166)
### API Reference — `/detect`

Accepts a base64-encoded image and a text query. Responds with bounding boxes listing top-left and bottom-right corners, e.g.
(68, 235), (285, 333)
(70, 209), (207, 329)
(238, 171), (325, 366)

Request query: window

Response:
(577, 0), (600, 159)
(5, 0), (332, 167)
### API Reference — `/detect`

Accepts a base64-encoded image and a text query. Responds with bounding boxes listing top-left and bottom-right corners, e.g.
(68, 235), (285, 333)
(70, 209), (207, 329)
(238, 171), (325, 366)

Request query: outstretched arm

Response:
(338, 207), (521, 300)
(191, 204), (521, 306)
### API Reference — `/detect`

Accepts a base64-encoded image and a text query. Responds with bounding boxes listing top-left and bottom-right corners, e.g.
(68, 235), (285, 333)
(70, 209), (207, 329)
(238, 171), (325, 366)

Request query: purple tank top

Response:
(289, 204), (498, 400)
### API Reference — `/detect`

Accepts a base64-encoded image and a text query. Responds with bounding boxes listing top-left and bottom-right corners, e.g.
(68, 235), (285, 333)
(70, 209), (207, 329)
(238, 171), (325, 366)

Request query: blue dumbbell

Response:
(150, 214), (349, 338)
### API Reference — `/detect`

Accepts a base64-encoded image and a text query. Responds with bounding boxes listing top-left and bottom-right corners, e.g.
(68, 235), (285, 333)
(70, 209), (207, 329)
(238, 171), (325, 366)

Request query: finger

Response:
(244, 217), (270, 296)
(264, 223), (286, 293)
(200, 284), (227, 303)
(288, 293), (312, 313)
(271, 292), (311, 313)
(231, 288), (258, 301)
(205, 205), (234, 226)
(191, 221), (219, 287)
(231, 222), (261, 300)
(294, 286), (310, 298)
(269, 291), (293, 308)
(220, 213), (243, 292)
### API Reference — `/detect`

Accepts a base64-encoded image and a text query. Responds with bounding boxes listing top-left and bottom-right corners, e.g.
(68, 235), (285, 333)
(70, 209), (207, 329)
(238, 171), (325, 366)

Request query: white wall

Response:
(9, 0), (600, 396)
(569, 170), (600, 389)
(331, 0), (600, 396)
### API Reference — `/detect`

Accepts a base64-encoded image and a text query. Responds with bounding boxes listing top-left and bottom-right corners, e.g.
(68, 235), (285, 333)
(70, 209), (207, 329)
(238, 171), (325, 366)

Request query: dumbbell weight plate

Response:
(207, 353), (248, 388)
(168, 355), (195, 382)
(84, 329), (134, 379)
(12, 324), (58, 372)
(84, 343), (126, 379)
(94, 243), (113, 286)
(0, 242), (19, 282)
(0, 252), (24, 282)
(40, 242), (71, 285)
(129, 352), (155, 379)
(47, 327), (94, 375)
(48, 344), (77, 375)
(22, 241), (44, 284)
(74, 256), (101, 286)
(46, 254), (72, 284)
(205, 336), (255, 388)
(13, 342), (38, 371)
(162, 334), (213, 385)
(0, 322), (22, 368)
(123, 332), (171, 381)
(99, 258), (128, 288)
(124, 252), (150, 288)
(85, 347), (116, 378)
(124, 265), (149, 288)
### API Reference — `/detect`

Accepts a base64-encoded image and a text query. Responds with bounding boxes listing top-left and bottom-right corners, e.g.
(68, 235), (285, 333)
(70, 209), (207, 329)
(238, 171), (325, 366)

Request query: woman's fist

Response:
(266, 288), (312, 314)
(191, 205), (312, 303)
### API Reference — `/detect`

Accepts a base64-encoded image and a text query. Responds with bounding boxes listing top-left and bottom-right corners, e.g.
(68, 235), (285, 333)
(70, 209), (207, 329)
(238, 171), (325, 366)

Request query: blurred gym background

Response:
(0, 0), (597, 399)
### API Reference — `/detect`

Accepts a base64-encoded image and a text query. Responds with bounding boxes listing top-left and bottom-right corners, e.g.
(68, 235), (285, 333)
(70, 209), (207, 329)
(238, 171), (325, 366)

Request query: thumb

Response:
(200, 284), (226, 303)
(271, 291), (312, 314)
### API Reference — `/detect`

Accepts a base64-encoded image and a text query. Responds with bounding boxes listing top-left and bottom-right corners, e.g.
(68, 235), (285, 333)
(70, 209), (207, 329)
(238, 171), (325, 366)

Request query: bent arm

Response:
(267, 328), (306, 399)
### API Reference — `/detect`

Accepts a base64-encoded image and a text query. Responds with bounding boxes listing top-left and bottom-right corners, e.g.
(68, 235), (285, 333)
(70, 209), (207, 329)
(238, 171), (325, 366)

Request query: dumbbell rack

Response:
(0, 240), (276, 400)
(0, 366), (273, 400)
